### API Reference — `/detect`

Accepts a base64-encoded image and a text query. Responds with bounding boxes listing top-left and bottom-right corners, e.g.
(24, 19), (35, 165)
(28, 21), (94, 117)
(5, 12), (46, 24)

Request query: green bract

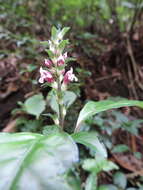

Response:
(47, 90), (77, 115)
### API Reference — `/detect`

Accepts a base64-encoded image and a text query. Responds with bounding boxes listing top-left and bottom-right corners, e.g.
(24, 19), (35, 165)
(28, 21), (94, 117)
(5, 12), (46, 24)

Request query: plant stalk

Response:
(57, 80), (64, 130)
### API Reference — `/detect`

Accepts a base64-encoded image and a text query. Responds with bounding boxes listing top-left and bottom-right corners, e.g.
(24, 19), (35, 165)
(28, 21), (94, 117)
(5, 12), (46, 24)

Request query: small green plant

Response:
(1, 27), (143, 190)
(98, 171), (143, 190)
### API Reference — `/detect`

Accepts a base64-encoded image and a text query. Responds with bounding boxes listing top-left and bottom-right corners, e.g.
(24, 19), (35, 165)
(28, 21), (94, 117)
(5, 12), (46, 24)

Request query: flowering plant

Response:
(0, 27), (143, 190)
(39, 26), (77, 129)
(38, 27), (143, 134)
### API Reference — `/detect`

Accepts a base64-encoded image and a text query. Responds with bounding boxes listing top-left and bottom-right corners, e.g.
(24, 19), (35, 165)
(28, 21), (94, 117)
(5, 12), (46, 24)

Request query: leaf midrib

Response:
(7, 136), (42, 190)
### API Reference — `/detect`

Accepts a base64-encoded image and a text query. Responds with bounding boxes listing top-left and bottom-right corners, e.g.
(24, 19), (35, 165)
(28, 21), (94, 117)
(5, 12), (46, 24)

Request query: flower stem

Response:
(57, 80), (64, 130)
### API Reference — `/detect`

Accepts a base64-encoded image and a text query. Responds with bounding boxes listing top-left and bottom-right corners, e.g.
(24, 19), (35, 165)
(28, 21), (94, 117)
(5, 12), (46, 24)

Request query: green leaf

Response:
(45, 49), (54, 58)
(122, 119), (143, 136)
(24, 94), (46, 118)
(47, 90), (59, 115)
(102, 161), (118, 172)
(59, 39), (69, 50)
(72, 132), (107, 158)
(139, 186), (143, 190)
(97, 185), (109, 190)
(85, 173), (97, 190)
(40, 41), (49, 46)
(58, 27), (70, 39)
(82, 158), (118, 174)
(42, 125), (60, 135)
(75, 99), (143, 132)
(112, 144), (130, 153)
(47, 90), (77, 114)
(66, 57), (76, 63)
(134, 152), (142, 159)
(63, 91), (77, 109)
(16, 118), (43, 133)
(113, 172), (127, 189)
(0, 132), (79, 190)
(103, 185), (118, 190)
(51, 26), (58, 39)
(65, 172), (81, 190)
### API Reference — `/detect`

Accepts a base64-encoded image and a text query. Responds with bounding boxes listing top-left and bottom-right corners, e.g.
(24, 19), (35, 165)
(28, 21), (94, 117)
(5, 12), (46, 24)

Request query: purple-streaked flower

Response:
(44, 59), (52, 67)
(39, 67), (54, 83)
(63, 67), (78, 84)
(57, 52), (67, 66)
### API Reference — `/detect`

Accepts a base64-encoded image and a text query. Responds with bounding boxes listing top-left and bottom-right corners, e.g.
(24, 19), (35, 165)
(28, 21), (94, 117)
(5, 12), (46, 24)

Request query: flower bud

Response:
(57, 52), (67, 66)
(44, 59), (52, 67)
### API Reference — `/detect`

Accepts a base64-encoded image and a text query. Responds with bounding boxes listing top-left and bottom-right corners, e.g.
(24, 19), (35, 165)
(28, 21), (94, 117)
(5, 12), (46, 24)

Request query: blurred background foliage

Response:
(1, 0), (143, 74)
(1, 0), (142, 32)
(1, 0), (143, 68)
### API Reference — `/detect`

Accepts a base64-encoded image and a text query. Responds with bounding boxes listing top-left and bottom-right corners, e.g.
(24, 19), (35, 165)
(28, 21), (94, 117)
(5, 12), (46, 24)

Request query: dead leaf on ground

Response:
(113, 153), (143, 176)
(2, 119), (17, 132)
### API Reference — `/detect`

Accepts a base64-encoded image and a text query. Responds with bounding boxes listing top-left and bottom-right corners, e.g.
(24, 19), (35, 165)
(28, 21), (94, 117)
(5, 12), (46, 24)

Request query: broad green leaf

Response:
(24, 94), (46, 119)
(72, 132), (107, 158)
(85, 173), (97, 190)
(112, 144), (130, 153)
(0, 132), (78, 190)
(113, 172), (127, 189)
(75, 99), (143, 132)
